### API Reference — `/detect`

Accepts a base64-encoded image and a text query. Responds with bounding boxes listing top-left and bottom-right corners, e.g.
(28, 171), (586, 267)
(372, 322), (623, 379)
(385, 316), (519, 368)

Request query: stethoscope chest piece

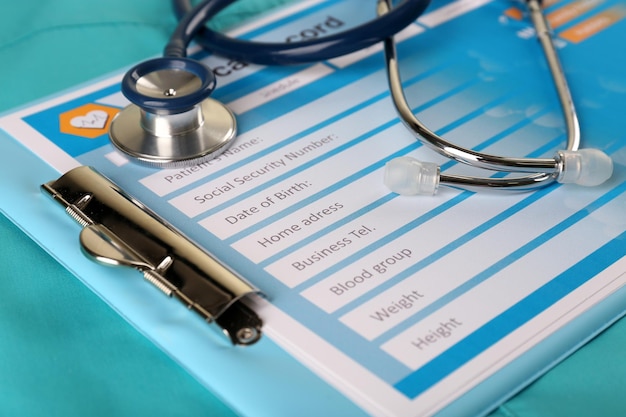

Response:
(109, 57), (236, 168)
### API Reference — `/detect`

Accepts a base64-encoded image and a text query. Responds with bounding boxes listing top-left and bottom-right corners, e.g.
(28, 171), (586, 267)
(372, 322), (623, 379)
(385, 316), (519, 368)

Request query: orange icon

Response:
(59, 103), (120, 139)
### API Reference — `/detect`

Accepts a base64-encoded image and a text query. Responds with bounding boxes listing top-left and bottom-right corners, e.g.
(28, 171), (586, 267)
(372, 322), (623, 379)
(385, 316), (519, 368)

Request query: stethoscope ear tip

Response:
(556, 149), (614, 187)
(384, 156), (440, 196)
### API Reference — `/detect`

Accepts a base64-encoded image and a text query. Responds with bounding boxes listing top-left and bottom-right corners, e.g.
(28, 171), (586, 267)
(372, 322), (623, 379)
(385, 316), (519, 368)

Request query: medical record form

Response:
(1, 0), (625, 416)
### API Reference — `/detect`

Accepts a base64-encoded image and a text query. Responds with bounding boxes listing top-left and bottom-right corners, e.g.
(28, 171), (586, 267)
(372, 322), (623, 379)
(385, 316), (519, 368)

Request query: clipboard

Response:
(1, 0), (625, 416)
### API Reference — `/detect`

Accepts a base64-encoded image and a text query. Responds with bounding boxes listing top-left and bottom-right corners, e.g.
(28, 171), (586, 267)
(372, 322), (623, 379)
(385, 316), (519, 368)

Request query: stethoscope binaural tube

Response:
(379, 0), (613, 195)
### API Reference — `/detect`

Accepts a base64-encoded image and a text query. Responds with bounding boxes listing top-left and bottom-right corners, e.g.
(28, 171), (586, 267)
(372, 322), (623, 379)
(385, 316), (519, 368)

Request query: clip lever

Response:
(42, 166), (262, 345)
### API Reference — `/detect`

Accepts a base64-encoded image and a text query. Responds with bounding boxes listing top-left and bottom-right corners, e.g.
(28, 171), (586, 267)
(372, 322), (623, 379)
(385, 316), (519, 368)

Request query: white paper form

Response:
(1, 0), (625, 416)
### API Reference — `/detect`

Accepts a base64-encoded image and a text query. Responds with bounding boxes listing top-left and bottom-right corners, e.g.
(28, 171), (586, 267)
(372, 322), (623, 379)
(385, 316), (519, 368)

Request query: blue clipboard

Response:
(1, 1), (625, 416)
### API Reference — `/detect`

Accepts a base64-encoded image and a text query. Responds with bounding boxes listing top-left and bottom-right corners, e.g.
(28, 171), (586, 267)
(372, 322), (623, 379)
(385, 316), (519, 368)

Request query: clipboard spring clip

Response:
(42, 166), (263, 346)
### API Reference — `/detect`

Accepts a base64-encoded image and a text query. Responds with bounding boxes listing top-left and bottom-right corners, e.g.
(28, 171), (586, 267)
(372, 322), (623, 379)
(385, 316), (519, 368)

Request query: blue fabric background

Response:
(0, 1), (624, 416)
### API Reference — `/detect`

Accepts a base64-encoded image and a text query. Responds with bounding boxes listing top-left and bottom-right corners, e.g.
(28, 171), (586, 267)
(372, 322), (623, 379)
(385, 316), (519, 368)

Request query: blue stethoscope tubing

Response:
(112, 0), (433, 167)
(122, 0), (432, 112)
(168, 0), (431, 64)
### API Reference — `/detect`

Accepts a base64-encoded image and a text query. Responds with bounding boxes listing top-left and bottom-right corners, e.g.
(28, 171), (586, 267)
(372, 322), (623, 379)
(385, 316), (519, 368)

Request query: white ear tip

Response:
(557, 149), (613, 187)
(384, 157), (439, 196)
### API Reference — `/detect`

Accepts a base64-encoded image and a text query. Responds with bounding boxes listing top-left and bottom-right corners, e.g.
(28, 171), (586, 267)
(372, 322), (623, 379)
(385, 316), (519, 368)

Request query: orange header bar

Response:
(504, 7), (524, 20)
(560, 5), (626, 43)
(547, 0), (604, 28)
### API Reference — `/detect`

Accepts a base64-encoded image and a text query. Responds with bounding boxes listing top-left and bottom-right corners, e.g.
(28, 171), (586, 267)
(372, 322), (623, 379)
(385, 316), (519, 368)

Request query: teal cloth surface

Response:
(0, 1), (624, 416)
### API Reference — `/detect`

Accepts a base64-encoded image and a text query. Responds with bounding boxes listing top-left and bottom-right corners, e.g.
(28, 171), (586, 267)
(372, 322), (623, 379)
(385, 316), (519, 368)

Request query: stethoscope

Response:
(108, 0), (613, 195)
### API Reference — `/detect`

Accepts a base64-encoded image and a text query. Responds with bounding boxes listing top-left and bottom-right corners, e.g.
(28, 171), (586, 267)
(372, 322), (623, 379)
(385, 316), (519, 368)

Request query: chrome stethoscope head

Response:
(109, 56), (236, 168)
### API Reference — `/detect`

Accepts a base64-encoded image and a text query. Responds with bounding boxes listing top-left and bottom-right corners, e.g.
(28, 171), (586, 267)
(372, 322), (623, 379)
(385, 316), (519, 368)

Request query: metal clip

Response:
(42, 166), (262, 345)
